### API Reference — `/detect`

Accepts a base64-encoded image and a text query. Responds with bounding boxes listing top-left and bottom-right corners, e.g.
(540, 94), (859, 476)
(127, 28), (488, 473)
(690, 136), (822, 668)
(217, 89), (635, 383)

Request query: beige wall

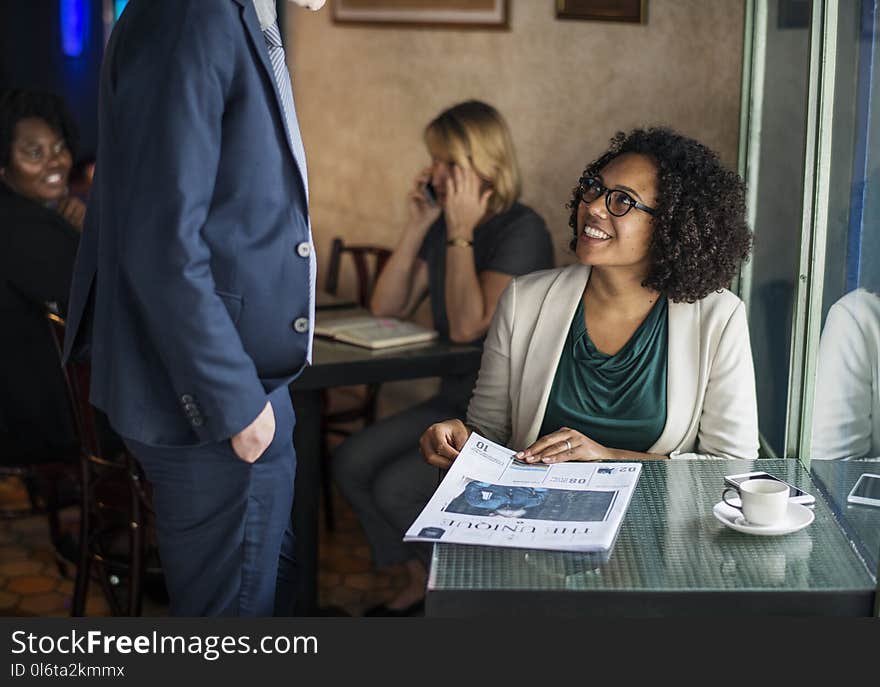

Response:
(285, 0), (745, 287)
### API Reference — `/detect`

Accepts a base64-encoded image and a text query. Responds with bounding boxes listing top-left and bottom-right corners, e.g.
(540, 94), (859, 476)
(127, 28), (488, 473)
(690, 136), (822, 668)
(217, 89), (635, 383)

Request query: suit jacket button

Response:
(292, 317), (310, 333)
(192, 417), (204, 427)
(296, 242), (311, 258)
(181, 394), (194, 403)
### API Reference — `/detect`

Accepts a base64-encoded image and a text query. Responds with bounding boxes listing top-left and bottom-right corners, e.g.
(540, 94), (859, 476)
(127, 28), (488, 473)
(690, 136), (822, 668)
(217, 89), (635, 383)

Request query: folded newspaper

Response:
(404, 432), (641, 553)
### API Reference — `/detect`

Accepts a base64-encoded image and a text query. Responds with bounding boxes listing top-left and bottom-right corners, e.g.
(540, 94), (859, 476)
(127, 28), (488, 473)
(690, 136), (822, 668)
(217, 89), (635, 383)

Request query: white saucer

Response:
(712, 500), (814, 536)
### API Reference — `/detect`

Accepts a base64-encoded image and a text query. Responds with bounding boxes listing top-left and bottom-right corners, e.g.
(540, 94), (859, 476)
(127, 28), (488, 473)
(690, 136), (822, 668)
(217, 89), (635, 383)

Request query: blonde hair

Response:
(424, 100), (521, 215)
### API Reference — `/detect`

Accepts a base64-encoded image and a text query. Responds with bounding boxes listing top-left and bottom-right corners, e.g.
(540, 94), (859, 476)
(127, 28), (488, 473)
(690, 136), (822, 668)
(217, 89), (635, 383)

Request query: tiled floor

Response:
(0, 381), (434, 618)
(0, 478), (409, 617)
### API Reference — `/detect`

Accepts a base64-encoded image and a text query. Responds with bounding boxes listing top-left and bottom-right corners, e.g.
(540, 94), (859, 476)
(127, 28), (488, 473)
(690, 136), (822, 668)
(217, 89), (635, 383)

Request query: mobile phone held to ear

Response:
(423, 181), (437, 207)
(723, 471), (816, 506)
(847, 473), (880, 507)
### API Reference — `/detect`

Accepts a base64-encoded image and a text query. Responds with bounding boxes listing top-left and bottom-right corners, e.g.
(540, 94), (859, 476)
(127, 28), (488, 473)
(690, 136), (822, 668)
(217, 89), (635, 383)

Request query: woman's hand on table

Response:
(515, 427), (613, 464)
(419, 419), (471, 469)
(443, 163), (491, 240)
(406, 166), (442, 232)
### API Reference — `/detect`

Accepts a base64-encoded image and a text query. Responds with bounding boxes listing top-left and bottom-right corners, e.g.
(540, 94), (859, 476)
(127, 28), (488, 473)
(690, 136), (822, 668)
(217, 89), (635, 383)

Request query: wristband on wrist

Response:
(446, 237), (473, 248)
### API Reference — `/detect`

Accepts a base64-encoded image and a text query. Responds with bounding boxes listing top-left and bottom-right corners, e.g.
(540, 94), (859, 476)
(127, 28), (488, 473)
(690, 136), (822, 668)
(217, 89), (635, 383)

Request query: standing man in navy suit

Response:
(63, 0), (325, 616)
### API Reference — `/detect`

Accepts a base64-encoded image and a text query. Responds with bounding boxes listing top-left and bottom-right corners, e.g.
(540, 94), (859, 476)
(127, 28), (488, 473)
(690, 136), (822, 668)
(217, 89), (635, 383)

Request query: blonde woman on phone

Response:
(334, 100), (554, 616)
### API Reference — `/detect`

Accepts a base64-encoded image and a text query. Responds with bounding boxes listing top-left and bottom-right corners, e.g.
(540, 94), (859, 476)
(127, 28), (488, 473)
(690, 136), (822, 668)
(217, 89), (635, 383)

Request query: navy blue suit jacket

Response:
(64, 0), (313, 447)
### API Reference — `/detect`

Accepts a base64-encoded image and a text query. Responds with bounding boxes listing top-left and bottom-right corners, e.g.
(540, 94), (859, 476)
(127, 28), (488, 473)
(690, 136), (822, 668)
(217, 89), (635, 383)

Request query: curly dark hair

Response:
(568, 127), (751, 303)
(0, 89), (79, 169)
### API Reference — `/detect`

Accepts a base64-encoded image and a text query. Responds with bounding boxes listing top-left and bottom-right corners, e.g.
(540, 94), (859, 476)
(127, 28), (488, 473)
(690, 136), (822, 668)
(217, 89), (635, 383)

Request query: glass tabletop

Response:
(810, 459), (880, 578)
(429, 459), (876, 596)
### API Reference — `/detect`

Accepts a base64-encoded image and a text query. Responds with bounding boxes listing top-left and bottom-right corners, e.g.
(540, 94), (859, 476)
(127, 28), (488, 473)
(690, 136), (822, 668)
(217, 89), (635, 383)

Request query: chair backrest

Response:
(324, 237), (392, 308)
(45, 310), (102, 460)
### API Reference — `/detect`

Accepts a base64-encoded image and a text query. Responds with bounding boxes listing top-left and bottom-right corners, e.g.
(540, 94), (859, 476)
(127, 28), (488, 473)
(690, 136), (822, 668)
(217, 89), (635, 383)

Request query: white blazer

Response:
(811, 289), (880, 460)
(466, 264), (759, 459)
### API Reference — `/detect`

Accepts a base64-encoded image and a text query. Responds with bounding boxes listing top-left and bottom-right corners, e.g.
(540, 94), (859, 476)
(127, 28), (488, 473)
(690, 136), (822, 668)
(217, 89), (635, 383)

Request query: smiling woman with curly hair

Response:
(567, 128), (751, 303)
(421, 127), (760, 467)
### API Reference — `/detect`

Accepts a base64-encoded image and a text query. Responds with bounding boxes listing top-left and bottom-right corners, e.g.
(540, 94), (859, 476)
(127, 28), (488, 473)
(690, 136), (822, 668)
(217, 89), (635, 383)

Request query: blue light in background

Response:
(115, 0), (129, 21)
(60, 0), (87, 57)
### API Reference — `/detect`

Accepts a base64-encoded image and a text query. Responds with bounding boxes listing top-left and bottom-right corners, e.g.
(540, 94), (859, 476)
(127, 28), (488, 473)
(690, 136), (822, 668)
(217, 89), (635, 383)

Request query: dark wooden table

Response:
(288, 330), (482, 615)
(426, 459), (877, 616)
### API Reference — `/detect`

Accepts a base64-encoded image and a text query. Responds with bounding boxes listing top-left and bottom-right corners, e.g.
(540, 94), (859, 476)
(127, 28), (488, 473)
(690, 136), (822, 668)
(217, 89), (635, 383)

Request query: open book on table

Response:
(314, 315), (438, 350)
(404, 432), (641, 553)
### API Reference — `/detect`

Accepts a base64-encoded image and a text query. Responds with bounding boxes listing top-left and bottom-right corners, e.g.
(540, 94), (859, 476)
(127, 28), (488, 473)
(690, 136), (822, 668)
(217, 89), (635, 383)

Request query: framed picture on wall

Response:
(556, 0), (646, 24)
(332, 0), (508, 28)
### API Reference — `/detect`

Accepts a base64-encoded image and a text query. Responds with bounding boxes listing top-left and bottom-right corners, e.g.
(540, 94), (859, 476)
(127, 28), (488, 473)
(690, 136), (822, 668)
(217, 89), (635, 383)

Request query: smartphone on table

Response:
(723, 471), (816, 506)
(847, 473), (880, 507)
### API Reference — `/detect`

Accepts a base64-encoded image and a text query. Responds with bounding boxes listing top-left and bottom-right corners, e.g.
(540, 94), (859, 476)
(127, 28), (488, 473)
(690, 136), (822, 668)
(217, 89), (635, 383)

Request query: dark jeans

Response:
(333, 396), (461, 568)
(124, 385), (296, 616)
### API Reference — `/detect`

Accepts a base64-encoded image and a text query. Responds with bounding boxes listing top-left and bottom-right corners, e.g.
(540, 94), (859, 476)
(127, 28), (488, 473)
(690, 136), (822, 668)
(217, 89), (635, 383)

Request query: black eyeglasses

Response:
(577, 177), (656, 217)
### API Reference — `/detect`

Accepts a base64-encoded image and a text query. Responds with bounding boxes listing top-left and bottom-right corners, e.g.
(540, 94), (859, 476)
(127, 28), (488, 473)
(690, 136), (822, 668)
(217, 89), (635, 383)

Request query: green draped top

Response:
(538, 297), (668, 452)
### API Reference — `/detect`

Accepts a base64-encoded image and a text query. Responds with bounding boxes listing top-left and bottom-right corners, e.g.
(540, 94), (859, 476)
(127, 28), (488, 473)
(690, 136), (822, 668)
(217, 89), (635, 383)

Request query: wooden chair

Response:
(45, 311), (160, 616)
(324, 238), (392, 309)
(320, 238), (391, 530)
(0, 300), (80, 578)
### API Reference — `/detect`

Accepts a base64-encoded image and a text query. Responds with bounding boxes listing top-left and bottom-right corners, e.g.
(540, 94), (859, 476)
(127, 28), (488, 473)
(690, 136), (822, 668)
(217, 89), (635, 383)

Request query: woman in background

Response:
(0, 89), (85, 231)
(0, 89), (84, 459)
(421, 127), (759, 470)
(334, 100), (554, 616)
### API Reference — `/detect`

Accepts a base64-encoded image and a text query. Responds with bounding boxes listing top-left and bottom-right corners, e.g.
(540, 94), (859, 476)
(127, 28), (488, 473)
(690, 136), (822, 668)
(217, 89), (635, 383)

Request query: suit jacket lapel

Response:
(649, 298), (700, 455)
(235, 0), (308, 193)
(515, 264), (591, 448)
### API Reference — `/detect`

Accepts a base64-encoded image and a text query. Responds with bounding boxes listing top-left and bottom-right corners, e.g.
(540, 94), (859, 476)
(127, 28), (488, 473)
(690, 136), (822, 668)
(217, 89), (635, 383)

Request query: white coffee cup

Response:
(722, 479), (790, 526)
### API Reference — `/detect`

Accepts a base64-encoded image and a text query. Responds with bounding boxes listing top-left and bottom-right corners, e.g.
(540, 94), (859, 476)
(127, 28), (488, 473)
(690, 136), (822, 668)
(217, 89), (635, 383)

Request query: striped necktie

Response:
(262, 21), (316, 362)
